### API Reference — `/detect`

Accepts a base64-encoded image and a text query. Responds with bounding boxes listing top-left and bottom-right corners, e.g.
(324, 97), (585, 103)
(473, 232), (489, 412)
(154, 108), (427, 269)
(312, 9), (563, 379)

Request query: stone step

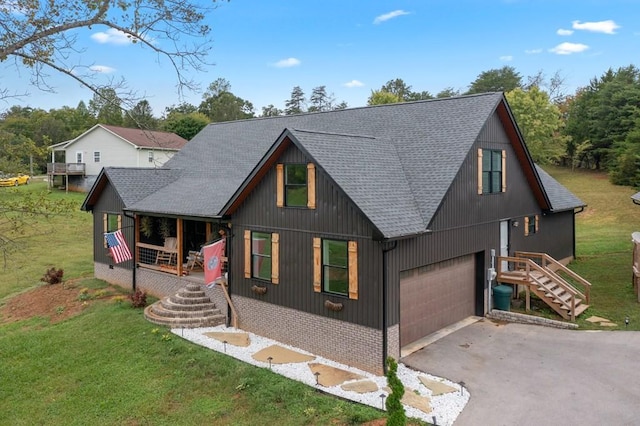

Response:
(177, 288), (206, 298)
(159, 297), (217, 312)
(150, 304), (222, 319)
(169, 294), (212, 305)
(144, 305), (225, 328)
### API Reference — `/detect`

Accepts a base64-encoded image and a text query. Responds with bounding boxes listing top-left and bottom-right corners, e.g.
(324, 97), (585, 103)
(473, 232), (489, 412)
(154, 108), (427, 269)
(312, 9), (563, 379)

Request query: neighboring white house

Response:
(48, 124), (188, 192)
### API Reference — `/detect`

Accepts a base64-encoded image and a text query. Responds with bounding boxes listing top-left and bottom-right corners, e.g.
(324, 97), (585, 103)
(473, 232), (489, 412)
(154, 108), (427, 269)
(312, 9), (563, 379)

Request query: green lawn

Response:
(0, 182), (388, 425)
(529, 166), (640, 329)
(2, 167), (639, 424)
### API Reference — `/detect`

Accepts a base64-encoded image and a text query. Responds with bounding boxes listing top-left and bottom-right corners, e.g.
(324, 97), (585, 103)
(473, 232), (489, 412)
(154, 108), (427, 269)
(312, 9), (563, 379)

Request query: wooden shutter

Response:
(313, 238), (321, 292)
(535, 215), (539, 233)
(244, 230), (251, 278)
(477, 149), (483, 194)
(117, 214), (122, 230)
(103, 213), (108, 248)
(276, 164), (284, 207)
(271, 233), (279, 284)
(348, 241), (358, 300)
(524, 216), (530, 236)
(501, 150), (507, 192)
(307, 163), (316, 209)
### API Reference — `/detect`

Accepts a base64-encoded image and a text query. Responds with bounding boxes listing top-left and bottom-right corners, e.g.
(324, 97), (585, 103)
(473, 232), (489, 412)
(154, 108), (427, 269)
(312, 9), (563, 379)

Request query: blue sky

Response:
(3, 0), (639, 116)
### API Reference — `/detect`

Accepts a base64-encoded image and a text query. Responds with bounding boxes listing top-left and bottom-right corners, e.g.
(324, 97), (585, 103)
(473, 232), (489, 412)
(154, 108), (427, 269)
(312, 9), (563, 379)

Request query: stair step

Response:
(160, 297), (217, 312)
(144, 304), (226, 328)
(573, 304), (590, 316)
(559, 299), (584, 311)
(169, 294), (212, 305)
(151, 305), (222, 319)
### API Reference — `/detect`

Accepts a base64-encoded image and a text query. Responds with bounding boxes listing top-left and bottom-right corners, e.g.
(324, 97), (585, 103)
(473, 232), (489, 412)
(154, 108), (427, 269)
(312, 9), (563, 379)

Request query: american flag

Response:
(105, 229), (132, 264)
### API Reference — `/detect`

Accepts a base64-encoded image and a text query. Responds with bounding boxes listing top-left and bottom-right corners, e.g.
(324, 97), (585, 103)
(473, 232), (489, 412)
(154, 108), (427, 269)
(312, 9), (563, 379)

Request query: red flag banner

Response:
(105, 229), (133, 264)
(203, 239), (226, 287)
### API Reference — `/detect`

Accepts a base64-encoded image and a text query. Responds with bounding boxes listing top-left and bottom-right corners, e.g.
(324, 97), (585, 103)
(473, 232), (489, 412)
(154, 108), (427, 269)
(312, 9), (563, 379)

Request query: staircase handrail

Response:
(498, 256), (580, 300)
(217, 279), (238, 328)
(515, 251), (591, 303)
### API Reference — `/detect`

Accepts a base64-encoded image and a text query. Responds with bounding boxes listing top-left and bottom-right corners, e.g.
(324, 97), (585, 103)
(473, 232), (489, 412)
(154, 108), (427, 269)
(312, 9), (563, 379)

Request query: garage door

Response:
(400, 254), (476, 347)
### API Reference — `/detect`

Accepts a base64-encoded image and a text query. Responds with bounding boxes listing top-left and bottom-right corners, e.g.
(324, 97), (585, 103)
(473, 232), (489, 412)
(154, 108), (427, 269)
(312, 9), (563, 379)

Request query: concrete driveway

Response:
(402, 319), (640, 426)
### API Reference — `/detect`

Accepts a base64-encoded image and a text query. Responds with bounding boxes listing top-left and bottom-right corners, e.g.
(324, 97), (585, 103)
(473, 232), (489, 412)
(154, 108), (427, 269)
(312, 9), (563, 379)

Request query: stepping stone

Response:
(600, 322), (617, 327)
(586, 316), (610, 323)
(402, 389), (432, 414)
(341, 380), (379, 393)
(308, 363), (364, 387)
(252, 344), (315, 364)
(204, 331), (250, 347)
(418, 376), (458, 396)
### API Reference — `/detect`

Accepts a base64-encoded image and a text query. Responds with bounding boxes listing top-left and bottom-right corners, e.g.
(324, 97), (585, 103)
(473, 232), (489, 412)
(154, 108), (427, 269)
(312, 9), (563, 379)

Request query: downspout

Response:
(223, 223), (233, 327)
(123, 211), (137, 291)
(382, 240), (398, 374)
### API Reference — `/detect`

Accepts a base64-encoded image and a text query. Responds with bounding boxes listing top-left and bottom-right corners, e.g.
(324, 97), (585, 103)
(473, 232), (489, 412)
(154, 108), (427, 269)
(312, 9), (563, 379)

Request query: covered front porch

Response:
(134, 215), (227, 281)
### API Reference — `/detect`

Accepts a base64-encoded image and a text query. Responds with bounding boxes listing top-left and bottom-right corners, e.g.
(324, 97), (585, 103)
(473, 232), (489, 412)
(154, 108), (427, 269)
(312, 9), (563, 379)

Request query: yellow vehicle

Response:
(0, 174), (30, 187)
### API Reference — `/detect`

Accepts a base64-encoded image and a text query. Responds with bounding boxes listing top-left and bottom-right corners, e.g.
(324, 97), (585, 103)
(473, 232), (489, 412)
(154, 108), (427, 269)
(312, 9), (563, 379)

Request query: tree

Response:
(198, 79), (254, 122)
(333, 101), (348, 110)
(467, 66), (523, 94)
(367, 90), (401, 105)
(308, 86), (335, 112)
(89, 88), (123, 125)
(261, 105), (283, 117)
(285, 86), (306, 115)
(162, 111), (209, 140)
(385, 357), (406, 425)
(506, 87), (567, 164)
(124, 100), (158, 129)
(436, 87), (460, 98)
(164, 103), (198, 116)
(380, 78), (413, 101)
(0, 0), (223, 104)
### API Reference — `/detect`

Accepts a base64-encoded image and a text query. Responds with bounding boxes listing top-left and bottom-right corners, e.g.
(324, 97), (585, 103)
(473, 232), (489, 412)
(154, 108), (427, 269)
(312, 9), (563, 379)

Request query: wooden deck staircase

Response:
(496, 251), (592, 321)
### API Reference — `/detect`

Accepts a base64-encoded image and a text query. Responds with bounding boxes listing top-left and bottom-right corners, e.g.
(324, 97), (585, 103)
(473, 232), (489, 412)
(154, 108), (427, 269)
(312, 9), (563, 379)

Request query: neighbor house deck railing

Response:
(47, 163), (86, 174)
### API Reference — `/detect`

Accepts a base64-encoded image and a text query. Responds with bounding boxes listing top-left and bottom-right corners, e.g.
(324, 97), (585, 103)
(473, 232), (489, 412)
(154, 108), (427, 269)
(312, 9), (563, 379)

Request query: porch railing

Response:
(47, 163), (86, 174)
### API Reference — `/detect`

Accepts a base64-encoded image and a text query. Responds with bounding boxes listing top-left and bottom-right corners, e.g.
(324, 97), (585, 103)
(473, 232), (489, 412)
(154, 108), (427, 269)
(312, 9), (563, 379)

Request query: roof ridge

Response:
(290, 128), (377, 139)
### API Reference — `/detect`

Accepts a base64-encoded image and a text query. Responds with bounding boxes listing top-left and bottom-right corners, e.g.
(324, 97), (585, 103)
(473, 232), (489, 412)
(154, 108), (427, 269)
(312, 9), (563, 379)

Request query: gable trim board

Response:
(82, 93), (585, 374)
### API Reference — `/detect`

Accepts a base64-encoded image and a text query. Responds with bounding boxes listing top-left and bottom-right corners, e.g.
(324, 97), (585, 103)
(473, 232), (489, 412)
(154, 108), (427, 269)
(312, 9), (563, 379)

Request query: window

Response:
(76, 151), (83, 163)
(285, 164), (307, 206)
(524, 215), (539, 236)
(313, 238), (358, 299)
(148, 151), (154, 163)
(244, 230), (279, 283)
(478, 149), (506, 194)
(94, 151), (101, 163)
(103, 213), (121, 247)
(276, 163), (316, 209)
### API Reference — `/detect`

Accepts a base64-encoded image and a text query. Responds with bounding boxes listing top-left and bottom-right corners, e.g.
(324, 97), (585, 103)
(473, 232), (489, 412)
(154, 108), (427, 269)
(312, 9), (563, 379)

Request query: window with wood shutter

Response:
(244, 230), (279, 283)
(478, 149), (506, 194)
(313, 238), (358, 300)
(276, 163), (316, 209)
(524, 215), (539, 236)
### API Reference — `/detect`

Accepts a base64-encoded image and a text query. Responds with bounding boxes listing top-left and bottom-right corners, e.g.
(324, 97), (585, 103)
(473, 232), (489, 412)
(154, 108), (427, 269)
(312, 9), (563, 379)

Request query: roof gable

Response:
(58, 124), (187, 152)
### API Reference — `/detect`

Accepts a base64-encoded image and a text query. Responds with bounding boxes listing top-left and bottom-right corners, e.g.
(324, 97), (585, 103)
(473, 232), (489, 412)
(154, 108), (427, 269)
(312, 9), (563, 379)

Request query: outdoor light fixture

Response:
(625, 317), (630, 328)
(314, 371), (320, 385)
(223, 340), (227, 353)
(459, 381), (466, 395)
(267, 356), (273, 369)
(432, 416), (438, 426)
(379, 393), (386, 409)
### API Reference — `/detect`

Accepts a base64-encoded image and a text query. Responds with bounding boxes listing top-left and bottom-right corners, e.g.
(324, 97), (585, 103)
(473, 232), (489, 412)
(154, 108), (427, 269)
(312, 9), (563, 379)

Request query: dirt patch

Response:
(0, 281), (120, 324)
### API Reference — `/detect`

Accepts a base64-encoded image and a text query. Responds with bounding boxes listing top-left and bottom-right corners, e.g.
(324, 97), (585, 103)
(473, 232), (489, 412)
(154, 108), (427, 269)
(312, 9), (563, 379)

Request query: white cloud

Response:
(557, 28), (574, 36)
(91, 28), (134, 45)
(373, 10), (410, 24)
(525, 48), (543, 54)
(499, 55), (513, 62)
(549, 42), (589, 55)
(89, 65), (116, 73)
(572, 20), (620, 34)
(343, 80), (364, 88)
(271, 57), (301, 68)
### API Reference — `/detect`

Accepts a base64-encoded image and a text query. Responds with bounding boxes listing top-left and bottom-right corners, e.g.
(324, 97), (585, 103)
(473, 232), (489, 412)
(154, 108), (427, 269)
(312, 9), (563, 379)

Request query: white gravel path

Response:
(172, 325), (469, 425)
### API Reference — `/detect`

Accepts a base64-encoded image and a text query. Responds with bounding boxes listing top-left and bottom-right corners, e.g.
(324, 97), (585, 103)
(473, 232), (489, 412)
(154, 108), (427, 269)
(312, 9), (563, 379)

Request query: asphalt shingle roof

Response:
(101, 125), (188, 150)
(122, 93), (581, 238)
(534, 165), (585, 212)
(104, 167), (183, 207)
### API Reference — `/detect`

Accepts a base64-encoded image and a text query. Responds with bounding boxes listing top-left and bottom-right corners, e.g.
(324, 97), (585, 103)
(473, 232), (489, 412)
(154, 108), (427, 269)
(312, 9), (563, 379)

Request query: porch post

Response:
(177, 218), (183, 274)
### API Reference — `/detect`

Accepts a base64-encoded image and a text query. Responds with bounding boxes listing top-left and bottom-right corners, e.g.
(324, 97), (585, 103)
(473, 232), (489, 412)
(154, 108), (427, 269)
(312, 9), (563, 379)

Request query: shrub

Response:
(41, 267), (64, 285)
(129, 289), (147, 308)
(385, 356), (406, 426)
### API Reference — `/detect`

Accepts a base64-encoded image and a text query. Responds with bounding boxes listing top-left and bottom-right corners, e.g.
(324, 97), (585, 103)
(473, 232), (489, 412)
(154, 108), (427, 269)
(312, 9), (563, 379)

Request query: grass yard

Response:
(529, 166), (640, 329)
(1, 167), (639, 424)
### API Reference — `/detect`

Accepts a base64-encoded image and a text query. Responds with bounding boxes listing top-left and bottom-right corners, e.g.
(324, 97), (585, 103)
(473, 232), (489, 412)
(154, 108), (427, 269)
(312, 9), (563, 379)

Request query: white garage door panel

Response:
(400, 254), (476, 347)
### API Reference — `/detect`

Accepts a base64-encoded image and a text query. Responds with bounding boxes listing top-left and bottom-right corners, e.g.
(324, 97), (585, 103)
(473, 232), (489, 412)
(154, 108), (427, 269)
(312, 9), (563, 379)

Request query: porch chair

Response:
(155, 237), (177, 265)
(185, 249), (205, 271)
